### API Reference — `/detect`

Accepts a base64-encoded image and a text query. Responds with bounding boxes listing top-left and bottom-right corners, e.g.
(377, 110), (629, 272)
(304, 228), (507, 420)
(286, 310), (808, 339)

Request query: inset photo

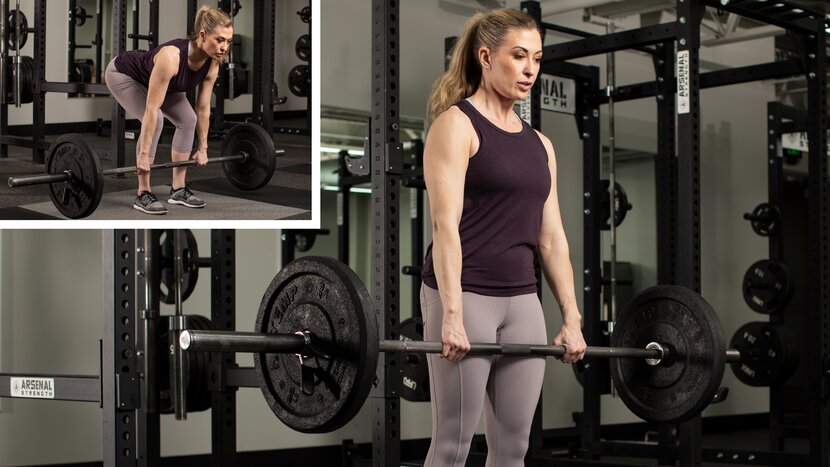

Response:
(0, 1), (315, 224)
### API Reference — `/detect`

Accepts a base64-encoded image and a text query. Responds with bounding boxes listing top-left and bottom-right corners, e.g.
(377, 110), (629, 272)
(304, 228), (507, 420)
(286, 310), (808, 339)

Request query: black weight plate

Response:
(398, 317), (430, 402)
(157, 314), (213, 414)
(729, 321), (799, 387)
(159, 230), (200, 305)
(221, 123), (277, 190)
(18, 56), (36, 104)
(600, 179), (632, 230)
(742, 260), (794, 314)
(297, 6), (311, 23)
(572, 329), (612, 395)
(295, 34), (310, 61)
(7, 10), (29, 51)
(46, 134), (104, 219)
(288, 64), (310, 97)
(747, 203), (780, 237)
(610, 285), (726, 424)
(255, 256), (378, 433)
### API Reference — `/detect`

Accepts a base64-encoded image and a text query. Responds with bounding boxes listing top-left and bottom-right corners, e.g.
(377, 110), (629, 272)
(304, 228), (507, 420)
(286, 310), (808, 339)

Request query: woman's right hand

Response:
(135, 152), (152, 175)
(440, 311), (470, 361)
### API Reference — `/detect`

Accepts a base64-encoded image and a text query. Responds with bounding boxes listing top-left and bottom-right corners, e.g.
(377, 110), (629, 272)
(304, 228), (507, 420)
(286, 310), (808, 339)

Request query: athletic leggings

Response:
(105, 59), (197, 157)
(421, 284), (547, 467)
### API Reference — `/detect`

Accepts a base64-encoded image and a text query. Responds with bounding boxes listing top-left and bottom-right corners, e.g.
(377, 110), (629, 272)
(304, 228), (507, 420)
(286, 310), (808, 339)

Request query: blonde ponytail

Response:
(187, 5), (233, 41)
(426, 8), (539, 122)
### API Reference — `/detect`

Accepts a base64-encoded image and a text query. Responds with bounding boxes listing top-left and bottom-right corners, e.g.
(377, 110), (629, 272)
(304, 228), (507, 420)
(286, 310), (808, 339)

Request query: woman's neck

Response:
(469, 87), (518, 126)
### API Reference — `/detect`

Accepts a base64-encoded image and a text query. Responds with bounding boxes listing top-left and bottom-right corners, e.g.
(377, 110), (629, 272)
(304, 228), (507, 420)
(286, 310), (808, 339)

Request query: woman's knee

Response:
(172, 110), (197, 130)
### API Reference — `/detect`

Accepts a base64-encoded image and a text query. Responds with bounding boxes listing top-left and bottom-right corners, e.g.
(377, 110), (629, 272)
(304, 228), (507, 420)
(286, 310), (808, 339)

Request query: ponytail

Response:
(426, 8), (539, 122)
(187, 5), (233, 41)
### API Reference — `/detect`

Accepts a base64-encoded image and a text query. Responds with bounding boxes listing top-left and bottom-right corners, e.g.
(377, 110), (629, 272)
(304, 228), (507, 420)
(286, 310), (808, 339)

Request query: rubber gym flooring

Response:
(0, 126), (311, 221)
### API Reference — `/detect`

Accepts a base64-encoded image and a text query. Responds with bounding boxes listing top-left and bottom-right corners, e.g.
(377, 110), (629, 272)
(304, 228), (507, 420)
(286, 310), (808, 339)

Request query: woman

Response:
(105, 6), (232, 214)
(420, 8), (587, 467)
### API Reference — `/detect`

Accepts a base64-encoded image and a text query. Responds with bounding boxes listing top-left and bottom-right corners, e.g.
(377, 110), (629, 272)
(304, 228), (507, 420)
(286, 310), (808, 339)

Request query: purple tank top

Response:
(421, 99), (551, 297)
(114, 38), (212, 93)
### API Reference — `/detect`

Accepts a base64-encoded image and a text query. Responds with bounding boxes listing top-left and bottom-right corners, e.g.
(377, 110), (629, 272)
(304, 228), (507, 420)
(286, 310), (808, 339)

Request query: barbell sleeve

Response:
(180, 330), (741, 363)
(8, 149), (285, 188)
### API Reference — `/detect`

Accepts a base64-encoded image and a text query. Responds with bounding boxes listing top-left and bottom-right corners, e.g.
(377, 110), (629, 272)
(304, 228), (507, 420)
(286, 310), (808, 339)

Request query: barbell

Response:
(7, 123), (283, 218)
(178, 256), (743, 433)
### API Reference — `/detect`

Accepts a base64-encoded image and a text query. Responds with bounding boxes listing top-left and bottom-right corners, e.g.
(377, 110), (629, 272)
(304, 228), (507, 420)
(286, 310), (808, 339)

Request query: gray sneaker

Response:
(168, 185), (206, 208)
(134, 191), (168, 215)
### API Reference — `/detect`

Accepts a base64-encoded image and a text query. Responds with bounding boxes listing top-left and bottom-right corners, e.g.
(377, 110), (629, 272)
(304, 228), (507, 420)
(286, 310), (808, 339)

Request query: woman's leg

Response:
(161, 93), (204, 207)
(105, 59), (166, 214)
(104, 59), (163, 194)
(482, 293), (547, 467)
(421, 285), (506, 467)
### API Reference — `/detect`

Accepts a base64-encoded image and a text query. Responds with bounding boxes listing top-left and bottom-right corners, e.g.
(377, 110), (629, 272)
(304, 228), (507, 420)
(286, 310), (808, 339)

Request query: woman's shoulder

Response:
(433, 104), (474, 133)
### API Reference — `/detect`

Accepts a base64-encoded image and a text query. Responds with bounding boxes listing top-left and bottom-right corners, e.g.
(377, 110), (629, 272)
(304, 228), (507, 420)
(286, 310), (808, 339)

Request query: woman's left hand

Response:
(192, 148), (209, 167)
(552, 321), (586, 364)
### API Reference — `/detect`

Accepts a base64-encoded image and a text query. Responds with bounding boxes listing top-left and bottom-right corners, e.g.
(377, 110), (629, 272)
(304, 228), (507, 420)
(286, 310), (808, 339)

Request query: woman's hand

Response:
(192, 148), (209, 167)
(135, 152), (152, 175)
(552, 321), (586, 364)
(440, 311), (470, 361)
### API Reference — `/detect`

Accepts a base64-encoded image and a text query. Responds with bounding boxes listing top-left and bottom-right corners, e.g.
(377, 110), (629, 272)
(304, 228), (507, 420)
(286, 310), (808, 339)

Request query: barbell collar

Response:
(181, 329), (741, 363)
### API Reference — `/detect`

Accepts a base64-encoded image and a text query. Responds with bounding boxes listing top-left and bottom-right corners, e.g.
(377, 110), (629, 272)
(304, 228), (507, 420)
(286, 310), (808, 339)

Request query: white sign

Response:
(10, 377), (55, 399)
(781, 131), (830, 154)
(539, 74), (575, 115)
(677, 50), (690, 115)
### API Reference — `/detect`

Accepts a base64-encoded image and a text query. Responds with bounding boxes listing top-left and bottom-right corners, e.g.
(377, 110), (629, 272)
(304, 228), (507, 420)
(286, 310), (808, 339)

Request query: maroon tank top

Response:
(422, 99), (551, 297)
(114, 38), (212, 93)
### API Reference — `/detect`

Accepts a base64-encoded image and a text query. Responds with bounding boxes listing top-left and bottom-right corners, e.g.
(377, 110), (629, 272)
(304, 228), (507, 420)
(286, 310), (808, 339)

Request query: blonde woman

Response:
(105, 6), (232, 214)
(420, 8), (586, 466)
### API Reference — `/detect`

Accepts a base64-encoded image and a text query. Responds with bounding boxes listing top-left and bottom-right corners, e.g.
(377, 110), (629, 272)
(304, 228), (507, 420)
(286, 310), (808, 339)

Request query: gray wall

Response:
(5, 0), (309, 127)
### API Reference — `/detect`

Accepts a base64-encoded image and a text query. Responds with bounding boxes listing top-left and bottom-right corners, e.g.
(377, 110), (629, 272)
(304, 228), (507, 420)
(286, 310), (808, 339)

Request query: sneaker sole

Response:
(168, 198), (206, 208)
(133, 204), (168, 215)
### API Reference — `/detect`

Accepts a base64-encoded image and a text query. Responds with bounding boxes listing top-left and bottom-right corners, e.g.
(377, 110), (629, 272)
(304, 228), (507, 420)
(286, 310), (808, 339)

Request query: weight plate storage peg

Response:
(45, 134), (104, 219)
(220, 123), (278, 190)
(742, 259), (794, 314)
(254, 256), (379, 433)
(159, 230), (200, 304)
(729, 321), (799, 387)
(610, 285), (727, 424)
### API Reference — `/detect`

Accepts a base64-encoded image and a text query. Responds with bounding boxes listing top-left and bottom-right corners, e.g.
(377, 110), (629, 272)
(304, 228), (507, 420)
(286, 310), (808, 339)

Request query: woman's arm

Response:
(423, 107), (477, 361)
(192, 60), (220, 165)
(535, 131), (586, 363)
(137, 47), (177, 173)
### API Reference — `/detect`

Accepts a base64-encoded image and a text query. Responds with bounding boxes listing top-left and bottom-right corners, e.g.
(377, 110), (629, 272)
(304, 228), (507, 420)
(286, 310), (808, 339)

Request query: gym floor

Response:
(0, 120), (311, 221)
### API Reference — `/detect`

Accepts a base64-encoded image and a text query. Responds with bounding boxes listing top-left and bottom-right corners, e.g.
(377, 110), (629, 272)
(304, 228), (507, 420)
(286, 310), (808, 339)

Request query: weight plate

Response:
(288, 64), (310, 97)
(746, 203), (780, 237)
(600, 179), (632, 230)
(46, 134), (104, 219)
(742, 259), (794, 314)
(255, 256), (378, 433)
(398, 317), (430, 402)
(297, 6), (311, 23)
(295, 34), (310, 62)
(610, 285), (726, 424)
(729, 321), (799, 387)
(159, 230), (200, 305)
(7, 10), (29, 51)
(221, 123), (277, 190)
(158, 314), (213, 414)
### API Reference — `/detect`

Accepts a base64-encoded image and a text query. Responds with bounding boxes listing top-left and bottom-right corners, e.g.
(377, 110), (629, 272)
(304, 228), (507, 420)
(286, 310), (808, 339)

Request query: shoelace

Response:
(139, 192), (160, 204)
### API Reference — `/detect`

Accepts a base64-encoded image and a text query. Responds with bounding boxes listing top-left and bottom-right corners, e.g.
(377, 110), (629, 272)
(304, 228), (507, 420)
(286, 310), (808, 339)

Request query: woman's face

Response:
(201, 26), (233, 60)
(480, 27), (542, 101)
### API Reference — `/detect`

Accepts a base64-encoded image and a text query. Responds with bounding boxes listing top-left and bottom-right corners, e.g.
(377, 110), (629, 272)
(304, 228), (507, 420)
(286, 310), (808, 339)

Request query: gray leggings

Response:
(105, 59), (196, 156)
(421, 285), (547, 467)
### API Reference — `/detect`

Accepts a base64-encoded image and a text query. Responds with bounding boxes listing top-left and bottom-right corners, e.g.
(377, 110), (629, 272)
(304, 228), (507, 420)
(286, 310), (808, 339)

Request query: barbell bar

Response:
(5, 123), (282, 218)
(180, 329), (741, 364)
(7, 153), (277, 187)
(170, 256), (745, 433)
